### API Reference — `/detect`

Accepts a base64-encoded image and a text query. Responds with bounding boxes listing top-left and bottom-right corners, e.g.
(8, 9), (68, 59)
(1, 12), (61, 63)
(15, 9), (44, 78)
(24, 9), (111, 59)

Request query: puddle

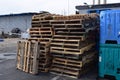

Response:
(0, 53), (16, 62)
(4, 53), (16, 56)
(0, 58), (6, 62)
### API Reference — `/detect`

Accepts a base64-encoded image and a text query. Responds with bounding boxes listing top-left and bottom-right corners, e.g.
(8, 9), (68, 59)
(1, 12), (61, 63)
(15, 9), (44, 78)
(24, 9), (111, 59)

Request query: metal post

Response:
(98, 0), (100, 4)
(93, 0), (95, 5)
(104, 0), (107, 4)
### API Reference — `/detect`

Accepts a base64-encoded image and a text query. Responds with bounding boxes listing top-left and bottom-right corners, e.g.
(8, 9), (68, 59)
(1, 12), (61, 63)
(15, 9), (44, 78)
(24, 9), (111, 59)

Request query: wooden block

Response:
(38, 68), (49, 72)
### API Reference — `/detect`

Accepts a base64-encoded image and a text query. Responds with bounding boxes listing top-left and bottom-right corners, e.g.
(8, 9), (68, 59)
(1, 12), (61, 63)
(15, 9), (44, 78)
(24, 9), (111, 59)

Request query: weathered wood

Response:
(16, 41), (25, 70)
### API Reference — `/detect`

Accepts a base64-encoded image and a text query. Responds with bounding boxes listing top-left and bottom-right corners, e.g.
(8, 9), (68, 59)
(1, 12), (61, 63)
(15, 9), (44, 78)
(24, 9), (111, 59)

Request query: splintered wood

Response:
(16, 13), (99, 79)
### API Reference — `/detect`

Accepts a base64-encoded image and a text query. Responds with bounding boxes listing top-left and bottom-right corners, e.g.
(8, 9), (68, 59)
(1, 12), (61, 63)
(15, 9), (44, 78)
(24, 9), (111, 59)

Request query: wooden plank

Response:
(29, 31), (53, 35)
(50, 71), (79, 79)
(50, 67), (79, 76)
(28, 38), (51, 42)
(65, 19), (85, 24)
(30, 35), (52, 39)
(53, 35), (85, 40)
(29, 42), (40, 74)
(23, 41), (29, 72)
(16, 41), (25, 70)
(50, 20), (65, 24)
(25, 41), (31, 73)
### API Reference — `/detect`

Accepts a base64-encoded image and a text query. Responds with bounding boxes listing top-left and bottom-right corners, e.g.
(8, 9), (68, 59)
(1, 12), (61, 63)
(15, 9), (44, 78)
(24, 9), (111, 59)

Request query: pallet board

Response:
(53, 35), (85, 40)
(28, 38), (51, 42)
(16, 41), (26, 70)
(51, 43), (95, 55)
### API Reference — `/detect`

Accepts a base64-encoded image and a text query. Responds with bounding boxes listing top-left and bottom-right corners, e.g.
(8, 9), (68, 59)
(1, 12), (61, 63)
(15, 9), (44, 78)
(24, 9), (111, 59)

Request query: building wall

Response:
(0, 15), (33, 34)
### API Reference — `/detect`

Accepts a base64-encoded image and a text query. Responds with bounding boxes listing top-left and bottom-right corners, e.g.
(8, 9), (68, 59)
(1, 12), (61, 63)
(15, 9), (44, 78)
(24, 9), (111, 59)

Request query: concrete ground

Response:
(0, 38), (98, 80)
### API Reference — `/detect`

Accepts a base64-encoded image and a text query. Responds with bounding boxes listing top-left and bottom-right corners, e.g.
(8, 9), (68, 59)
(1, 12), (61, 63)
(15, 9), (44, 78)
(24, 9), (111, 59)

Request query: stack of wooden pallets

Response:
(16, 13), (56, 74)
(28, 13), (56, 72)
(16, 13), (99, 78)
(50, 14), (99, 78)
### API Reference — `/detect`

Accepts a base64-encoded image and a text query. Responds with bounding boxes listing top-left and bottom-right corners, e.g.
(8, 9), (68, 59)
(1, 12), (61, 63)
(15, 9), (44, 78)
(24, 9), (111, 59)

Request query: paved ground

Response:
(0, 38), (98, 80)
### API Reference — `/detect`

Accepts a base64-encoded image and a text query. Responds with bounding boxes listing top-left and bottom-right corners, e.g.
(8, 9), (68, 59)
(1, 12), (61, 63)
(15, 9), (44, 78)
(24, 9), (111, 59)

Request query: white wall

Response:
(0, 15), (33, 34)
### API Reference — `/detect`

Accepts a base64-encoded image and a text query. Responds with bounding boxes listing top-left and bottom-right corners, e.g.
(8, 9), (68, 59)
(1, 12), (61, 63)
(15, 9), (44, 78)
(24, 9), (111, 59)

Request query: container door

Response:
(99, 47), (115, 77)
(99, 47), (105, 77)
(115, 49), (120, 79)
(104, 48), (115, 75)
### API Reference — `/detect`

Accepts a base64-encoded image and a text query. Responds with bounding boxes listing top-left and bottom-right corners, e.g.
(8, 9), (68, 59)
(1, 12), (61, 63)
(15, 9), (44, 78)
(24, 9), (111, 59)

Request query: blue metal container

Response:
(87, 9), (110, 14)
(99, 44), (120, 80)
(100, 10), (120, 44)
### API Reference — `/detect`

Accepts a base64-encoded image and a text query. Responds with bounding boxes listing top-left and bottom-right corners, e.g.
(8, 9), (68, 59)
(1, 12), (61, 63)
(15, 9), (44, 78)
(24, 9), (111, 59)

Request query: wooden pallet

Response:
(53, 35), (85, 40)
(50, 65), (90, 79)
(32, 13), (51, 20)
(51, 43), (95, 53)
(50, 67), (80, 79)
(50, 39), (91, 49)
(52, 50), (96, 64)
(50, 43), (95, 59)
(32, 13), (57, 21)
(53, 58), (83, 68)
(28, 38), (51, 42)
(50, 56), (96, 79)
(52, 14), (94, 20)
(16, 41), (41, 74)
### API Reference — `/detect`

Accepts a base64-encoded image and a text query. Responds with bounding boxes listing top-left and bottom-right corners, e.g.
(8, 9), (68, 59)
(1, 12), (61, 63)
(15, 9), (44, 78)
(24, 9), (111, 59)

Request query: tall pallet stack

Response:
(50, 14), (99, 78)
(28, 13), (56, 72)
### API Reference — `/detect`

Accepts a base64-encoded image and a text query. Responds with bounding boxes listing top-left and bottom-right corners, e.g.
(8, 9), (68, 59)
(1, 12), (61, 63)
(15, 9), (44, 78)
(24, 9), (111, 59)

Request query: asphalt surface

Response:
(0, 39), (98, 80)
